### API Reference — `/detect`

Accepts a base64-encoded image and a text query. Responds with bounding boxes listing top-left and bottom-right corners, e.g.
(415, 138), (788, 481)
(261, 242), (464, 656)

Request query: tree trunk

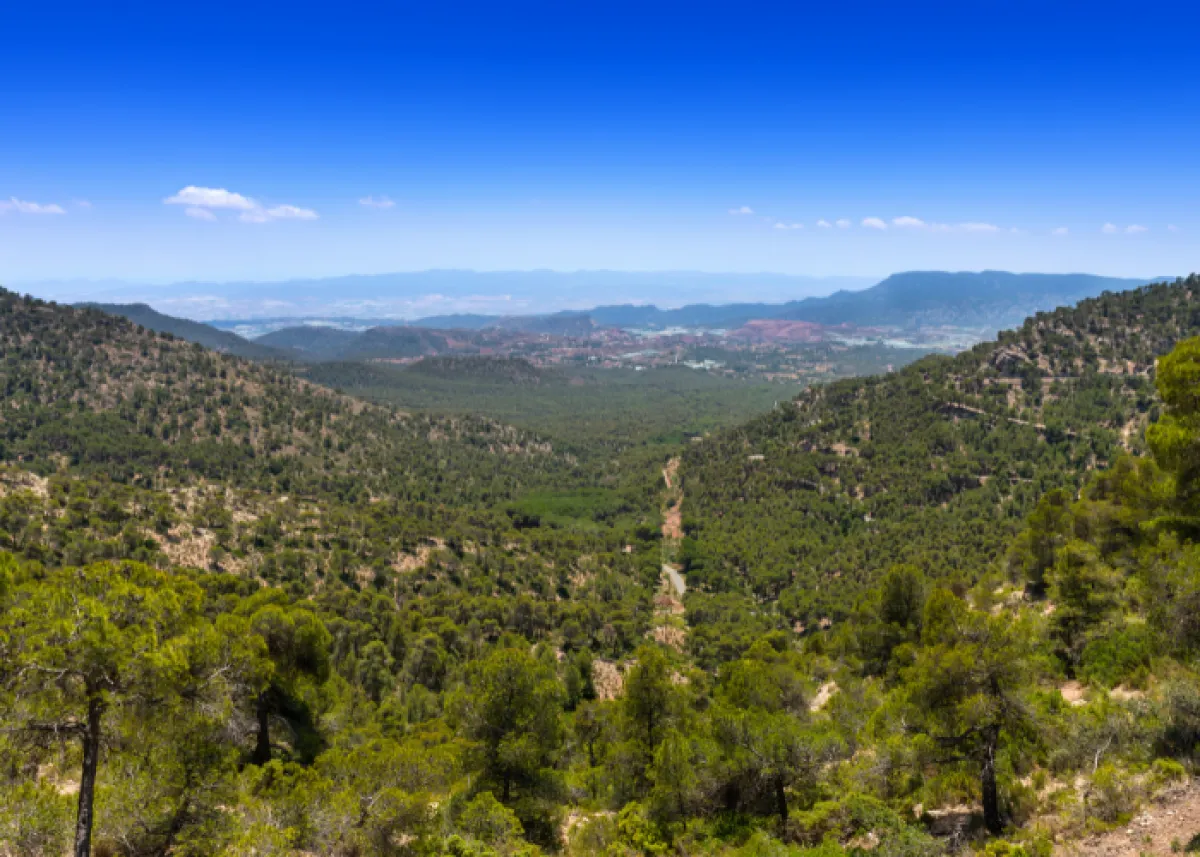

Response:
(981, 725), (1001, 834)
(252, 691), (271, 765)
(775, 777), (789, 825)
(74, 696), (104, 857)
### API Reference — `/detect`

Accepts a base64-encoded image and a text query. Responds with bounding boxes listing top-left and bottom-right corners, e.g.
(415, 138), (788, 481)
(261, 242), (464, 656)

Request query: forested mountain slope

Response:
(0, 289), (574, 505)
(7, 282), (1200, 857)
(0, 289), (667, 655)
(305, 359), (780, 454)
(256, 324), (463, 361)
(681, 276), (1200, 622)
(78, 301), (290, 360)
(252, 324), (363, 359)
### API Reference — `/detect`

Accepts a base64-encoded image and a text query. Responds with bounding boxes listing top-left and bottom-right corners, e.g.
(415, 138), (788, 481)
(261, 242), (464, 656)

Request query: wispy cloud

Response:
(773, 222), (804, 230)
(835, 218), (851, 229)
(861, 217), (888, 230)
(360, 195), (395, 209)
(882, 217), (1005, 234)
(729, 205), (754, 215)
(264, 204), (318, 221)
(1052, 226), (1068, 236)
(816, 219), (832, 228)
(185, 207), (217, 221)
(0, 197), (67, 215)
(1168, 224), (1180, 233)
(1101, 222), (1119, 234)
(1125, 224), (1148, 234)
(166, 186), (318, 223)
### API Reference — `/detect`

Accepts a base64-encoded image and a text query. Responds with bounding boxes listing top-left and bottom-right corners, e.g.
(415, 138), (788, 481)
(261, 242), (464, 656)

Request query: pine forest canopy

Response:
(1, 277), (1200, 856)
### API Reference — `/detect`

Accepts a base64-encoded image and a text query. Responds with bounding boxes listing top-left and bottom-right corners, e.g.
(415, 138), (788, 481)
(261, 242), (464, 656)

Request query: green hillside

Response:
(0, 290), (590, 505)
(79, 301), (291, 360)
(257, 324), (473, 361)
(681, 276), (1199, 621)
(3, 281), (1200, 857)
(305, 359), (782, 454)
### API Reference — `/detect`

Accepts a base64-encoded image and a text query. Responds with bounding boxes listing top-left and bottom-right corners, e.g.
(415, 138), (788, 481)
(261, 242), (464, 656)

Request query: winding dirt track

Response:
(660, 456), (685, 595)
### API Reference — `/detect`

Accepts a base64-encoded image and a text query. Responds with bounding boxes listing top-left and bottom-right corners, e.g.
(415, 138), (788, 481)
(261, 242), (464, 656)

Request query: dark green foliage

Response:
(683, 277), (1200, 623)
(304, 360), (783, 456)
(5, 282), (1200, 856)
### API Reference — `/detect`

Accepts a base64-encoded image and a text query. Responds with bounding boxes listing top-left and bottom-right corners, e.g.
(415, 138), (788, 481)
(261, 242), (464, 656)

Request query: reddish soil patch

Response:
(662, 503), (683, 541)
(732, 319), (827, 343)
(662, 457), (679, 490)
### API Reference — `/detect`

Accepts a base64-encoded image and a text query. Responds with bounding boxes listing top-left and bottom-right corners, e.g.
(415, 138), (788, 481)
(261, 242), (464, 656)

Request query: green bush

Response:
(1087, 764), (1134, 824)
(1151, 757), (1188, 786)
(1079, 625), (1155, 688)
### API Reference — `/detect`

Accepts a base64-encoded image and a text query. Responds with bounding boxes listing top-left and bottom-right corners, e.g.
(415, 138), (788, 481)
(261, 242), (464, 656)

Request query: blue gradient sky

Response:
(2, 1), (1198, 286)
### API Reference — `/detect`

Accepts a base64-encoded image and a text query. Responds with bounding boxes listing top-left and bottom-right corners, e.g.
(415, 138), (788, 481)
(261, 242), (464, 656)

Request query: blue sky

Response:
(2, 0), (1198, 293)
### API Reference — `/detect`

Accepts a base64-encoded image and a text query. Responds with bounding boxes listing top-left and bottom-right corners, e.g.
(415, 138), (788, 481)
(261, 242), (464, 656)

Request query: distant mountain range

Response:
(770, 270), (1152, 329)
(34, 270), (873, 320)
(411, 271), (1152, 333)
(82, 271), (1160, 362)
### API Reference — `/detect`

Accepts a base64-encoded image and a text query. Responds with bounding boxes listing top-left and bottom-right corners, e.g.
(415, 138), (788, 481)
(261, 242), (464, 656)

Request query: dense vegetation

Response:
(0, 291), (587, 505)
(681, 277), (1200, 622)
(1, 280), (1200, 857)
(256, 325), (462, 362)
(304, 359), (781, 455)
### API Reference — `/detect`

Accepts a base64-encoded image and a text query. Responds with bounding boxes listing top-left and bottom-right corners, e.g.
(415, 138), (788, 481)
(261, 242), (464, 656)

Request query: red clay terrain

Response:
(732, 319), (829, 342)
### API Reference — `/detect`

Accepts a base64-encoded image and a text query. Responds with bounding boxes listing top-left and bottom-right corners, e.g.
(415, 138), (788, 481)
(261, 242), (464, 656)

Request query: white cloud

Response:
(360, 195), (395, 209)
(773, 222), (804, 230)
(816, 219), (832, 228)
(167, 185), (318, 223)
(1052, 226), (1068, 236)
(861, 217), (888, 230)
(185, 207), (217, 221)
(265, 204), (318, 221)
(891, 216), (925, 228)
(1125, 224), (1148, 234)
(1101, 223), (1119, 234)
(165, 186), (256, 210)
(835, 218), (851, 229)
(729, 205), (754, 215)
(0, 197), (67, 215)
(1168, 224), (1180, 233)
(960, 222), (1000, 233)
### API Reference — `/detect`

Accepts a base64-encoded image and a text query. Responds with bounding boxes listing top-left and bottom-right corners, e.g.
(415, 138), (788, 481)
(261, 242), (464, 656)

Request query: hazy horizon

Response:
(8, 270), (880, 321)
(6, 268), (1165, 323)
